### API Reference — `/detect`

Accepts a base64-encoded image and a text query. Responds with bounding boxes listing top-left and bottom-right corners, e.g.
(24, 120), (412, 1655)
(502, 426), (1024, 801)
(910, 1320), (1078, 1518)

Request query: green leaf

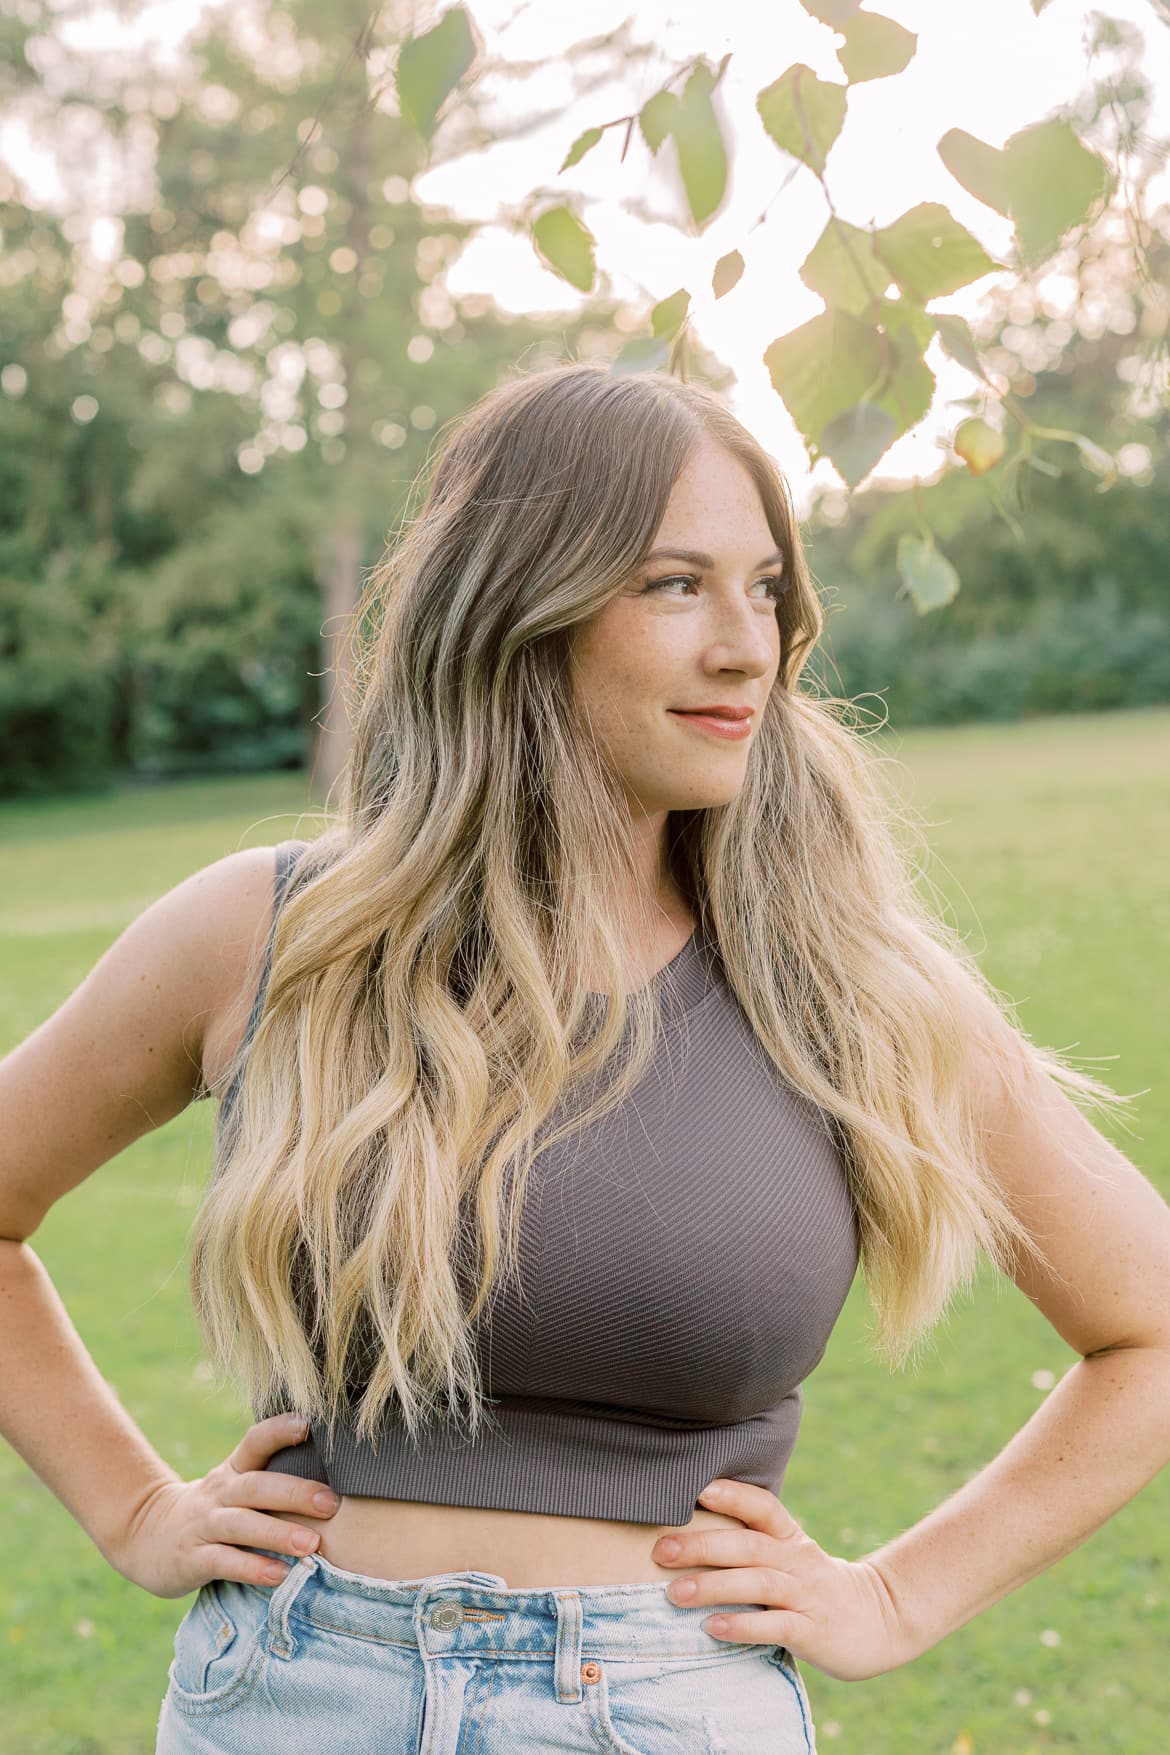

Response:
(837, 12), (917, 83)
(897, 533), (960, 614)
(877, 296), (935, 355)
(799, 219), (887, 316)
(640, 89), (680, 154)
(938, 119), (1116, 265)
(531, 205), (596, 292)
(651, 289), (690, 341)
(819, 403), (899, 486)
(764, 309), (884, 454)
(396, 7), (477, 143)
(712, 250), (745, 298)
(871, 304), (936, 438)
(933, 312), (991, 381)
(998, 118), (1116, 264)
(936, 127), (1014, 217)
(801, 0), (863, 24)
(673, 63), (728, 226)
(757, 64), (847, 174)
(874, 203), (997, 303)
(611, 336), (672, 375)
(560, 126), (604, 173)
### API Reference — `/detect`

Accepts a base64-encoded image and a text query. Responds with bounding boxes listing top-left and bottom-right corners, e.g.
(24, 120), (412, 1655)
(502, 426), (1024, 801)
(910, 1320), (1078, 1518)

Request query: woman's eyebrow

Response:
(643, 547), (785, 570)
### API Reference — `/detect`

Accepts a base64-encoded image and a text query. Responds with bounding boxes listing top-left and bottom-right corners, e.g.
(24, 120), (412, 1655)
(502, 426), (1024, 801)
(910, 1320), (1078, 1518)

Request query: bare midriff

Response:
(281, 1497), (746, 1589)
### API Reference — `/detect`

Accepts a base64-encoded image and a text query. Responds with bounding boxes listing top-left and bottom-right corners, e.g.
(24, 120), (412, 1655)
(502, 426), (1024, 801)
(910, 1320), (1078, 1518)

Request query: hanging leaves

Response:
(938, 117), (1116, 264)
(764, 309), (884, 462)
(525, 3), (1124, 564)
(836, 12), (918, 84)
(651, 289), (690, 341)
(640, 89), (680, 154)
(611, 336), (672, 375)
(800, 205), (997, 318)
(897, 533), (961, 614)
(873, 300), (936, 437)
(531, 205), (596, 292)
(818, 403), (899, 488)
(672, 62), (729, 226)
(933, 312), (994, 382)
(757, 64), (847, 174)
(799, 218), (886, 316)
(712, 249), (745, 298)
(800, 0), (864, 25)
(396, 7), (478, 143)
(873, 203), (998, 303)
(559, 125), (604, 174)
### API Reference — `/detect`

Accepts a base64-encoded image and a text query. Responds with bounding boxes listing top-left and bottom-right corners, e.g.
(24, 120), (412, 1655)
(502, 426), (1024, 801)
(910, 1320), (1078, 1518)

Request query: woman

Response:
(4, 362), (1169, 1754)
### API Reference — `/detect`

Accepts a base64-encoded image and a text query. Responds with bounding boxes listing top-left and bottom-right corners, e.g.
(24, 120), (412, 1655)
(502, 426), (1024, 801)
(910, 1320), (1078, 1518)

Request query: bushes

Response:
(812, 579), (1170, 726)
(4, 539), (1167, 797)
(0, 574), (120, 796)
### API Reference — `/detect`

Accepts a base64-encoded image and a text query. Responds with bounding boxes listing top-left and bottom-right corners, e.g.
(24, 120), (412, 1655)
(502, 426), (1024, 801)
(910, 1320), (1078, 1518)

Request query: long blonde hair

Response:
(193, 361), (1136, 1461)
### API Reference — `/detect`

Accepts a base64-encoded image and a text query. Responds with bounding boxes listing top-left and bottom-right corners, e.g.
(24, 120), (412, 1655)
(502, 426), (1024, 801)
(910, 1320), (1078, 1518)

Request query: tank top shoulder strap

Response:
(216, 838), (312, 1139)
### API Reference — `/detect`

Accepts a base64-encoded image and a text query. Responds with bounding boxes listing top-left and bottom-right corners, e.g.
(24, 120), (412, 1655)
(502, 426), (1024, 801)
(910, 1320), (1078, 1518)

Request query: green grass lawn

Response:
(2, 709), (1168, 1754)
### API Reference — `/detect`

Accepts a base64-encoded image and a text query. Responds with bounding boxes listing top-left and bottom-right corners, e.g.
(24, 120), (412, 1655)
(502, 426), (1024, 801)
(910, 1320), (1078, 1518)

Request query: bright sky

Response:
(4, 0), (1167, 514)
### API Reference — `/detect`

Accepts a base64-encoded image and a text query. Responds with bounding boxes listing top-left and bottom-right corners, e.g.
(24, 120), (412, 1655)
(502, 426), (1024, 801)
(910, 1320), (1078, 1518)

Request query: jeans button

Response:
(430, 1603), (464, 1629)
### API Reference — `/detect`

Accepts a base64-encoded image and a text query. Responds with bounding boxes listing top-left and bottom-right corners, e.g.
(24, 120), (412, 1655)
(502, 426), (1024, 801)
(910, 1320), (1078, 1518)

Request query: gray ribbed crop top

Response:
(215, 839), (859, 1527)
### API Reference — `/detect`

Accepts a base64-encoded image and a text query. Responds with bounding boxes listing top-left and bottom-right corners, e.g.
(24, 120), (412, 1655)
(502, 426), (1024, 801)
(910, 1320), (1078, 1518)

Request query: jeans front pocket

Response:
(761, 1645), (816, 1753)
(584, 1647), (811, 1755)
(581, 1653), (665, 1755)
(166, 1578), (269, 1719)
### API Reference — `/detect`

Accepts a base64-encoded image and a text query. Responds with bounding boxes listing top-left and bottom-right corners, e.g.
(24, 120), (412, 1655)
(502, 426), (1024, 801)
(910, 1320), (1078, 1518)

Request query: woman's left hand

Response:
(651, 1477), (912, 1682)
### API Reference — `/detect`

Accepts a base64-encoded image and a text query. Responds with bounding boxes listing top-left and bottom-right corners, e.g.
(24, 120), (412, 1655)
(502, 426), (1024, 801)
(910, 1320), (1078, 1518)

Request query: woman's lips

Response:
(669, 711), (752, 741)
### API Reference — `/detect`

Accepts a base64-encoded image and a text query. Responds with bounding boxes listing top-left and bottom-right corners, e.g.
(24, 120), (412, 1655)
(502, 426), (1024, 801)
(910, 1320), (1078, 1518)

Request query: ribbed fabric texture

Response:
(217, 840), (859, 1527)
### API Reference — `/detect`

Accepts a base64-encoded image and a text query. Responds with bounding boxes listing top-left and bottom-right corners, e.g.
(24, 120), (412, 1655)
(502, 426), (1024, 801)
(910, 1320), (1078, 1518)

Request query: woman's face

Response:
(571, 440), (784, 824)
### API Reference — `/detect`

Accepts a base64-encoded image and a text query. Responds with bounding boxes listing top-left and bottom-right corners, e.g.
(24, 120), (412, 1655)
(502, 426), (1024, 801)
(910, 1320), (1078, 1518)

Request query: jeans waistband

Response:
(252, 1545), (777, 1687)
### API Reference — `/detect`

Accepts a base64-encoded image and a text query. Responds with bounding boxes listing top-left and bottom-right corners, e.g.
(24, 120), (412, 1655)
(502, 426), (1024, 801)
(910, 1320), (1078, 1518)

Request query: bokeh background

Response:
(2, 0), (1168, 1748)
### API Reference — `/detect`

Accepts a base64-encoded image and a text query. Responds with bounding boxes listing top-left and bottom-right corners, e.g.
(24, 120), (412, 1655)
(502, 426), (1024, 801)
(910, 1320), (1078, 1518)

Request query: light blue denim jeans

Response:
(155, 1542), (817, 1753)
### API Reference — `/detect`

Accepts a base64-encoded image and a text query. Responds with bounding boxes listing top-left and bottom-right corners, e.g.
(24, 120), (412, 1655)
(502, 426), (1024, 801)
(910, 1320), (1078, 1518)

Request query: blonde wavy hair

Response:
(193, 360), (1135, 1463)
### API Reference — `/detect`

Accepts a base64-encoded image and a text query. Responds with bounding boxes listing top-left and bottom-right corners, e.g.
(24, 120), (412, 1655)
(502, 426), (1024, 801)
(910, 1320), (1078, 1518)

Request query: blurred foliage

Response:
(0, 3), (1166, 795)
(0, 0), (729, 798)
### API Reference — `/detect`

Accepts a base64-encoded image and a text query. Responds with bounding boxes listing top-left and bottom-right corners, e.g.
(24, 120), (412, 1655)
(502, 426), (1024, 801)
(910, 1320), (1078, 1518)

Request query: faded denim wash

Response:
(155, 1543), (817, 1753)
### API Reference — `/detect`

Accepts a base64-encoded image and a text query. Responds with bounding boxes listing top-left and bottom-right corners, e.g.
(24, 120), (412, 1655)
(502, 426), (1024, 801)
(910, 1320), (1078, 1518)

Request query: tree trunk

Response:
(311, 507), (363, 804)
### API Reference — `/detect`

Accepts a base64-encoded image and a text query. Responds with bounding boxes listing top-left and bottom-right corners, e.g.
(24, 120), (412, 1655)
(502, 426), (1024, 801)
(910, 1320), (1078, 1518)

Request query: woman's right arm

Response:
(0, 845), (336, 1595)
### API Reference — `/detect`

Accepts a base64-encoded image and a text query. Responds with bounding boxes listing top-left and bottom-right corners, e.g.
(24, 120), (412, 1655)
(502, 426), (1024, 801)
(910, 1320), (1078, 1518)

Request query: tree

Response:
(0, 0), (657, 794)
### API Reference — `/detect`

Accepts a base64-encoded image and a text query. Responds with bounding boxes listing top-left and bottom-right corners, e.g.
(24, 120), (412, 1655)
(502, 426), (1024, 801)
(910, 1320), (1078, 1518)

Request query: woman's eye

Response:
(644, 574), (785, 601)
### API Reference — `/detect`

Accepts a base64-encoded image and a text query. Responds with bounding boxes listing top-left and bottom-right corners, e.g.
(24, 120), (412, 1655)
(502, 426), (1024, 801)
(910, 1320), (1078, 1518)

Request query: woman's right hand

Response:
(110, 1413), (342, 1599)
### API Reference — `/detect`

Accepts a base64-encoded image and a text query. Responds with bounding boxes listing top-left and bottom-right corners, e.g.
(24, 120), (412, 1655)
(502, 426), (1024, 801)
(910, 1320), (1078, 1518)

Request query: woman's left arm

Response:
(653, 1045), (1170, 1681)
(860, 1045), (1170, 1665)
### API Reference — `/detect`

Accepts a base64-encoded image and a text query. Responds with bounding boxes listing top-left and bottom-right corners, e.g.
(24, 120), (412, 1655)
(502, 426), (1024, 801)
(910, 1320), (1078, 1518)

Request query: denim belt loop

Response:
(267, 1553), (319, 1660)
(552, 1590), (584, 1704)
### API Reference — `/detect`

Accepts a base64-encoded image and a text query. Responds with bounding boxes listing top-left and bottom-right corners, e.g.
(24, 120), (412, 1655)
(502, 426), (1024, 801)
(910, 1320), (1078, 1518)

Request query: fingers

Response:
(652, 1526), (776, 1571)
(229, 1413), (312, 1475)
(698, 1479), (798, 1539)
(228, 1468), (341, 1522)
(204, 1542), (298, 1589)
(205, 1503), (325, 1563)
(197, 1417), (341, 1589)
(662, 1564), (786, 1613)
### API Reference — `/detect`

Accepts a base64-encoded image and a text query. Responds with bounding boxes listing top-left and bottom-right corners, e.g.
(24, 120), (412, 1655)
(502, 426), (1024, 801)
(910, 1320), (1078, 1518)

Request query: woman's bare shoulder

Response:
(192, 845), (284, 1098)
(0, 844), (280, 1241)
